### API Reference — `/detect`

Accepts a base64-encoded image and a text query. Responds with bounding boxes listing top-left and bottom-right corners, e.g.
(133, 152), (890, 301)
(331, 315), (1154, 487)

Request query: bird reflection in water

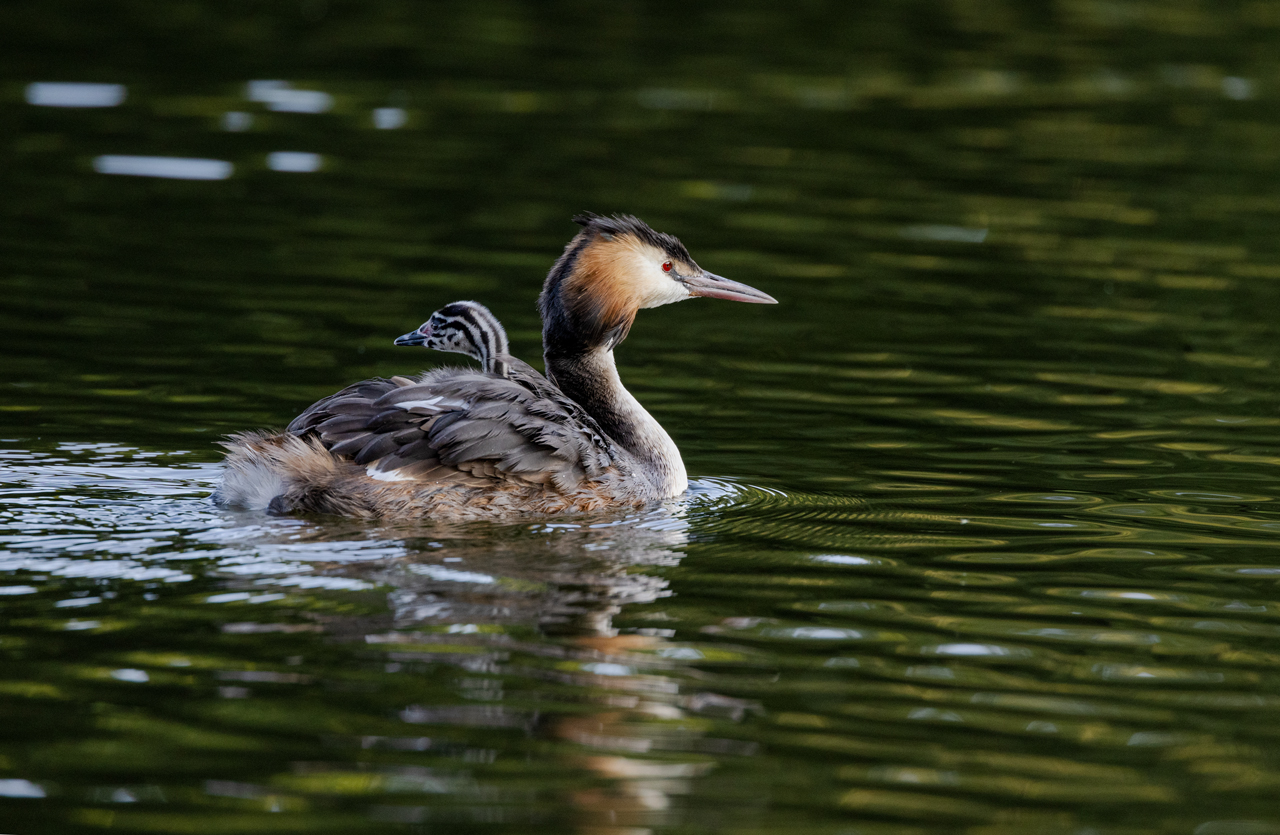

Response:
(251, 503), (757, 832)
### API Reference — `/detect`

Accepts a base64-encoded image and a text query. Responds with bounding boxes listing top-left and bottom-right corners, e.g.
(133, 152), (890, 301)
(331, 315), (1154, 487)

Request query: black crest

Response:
(573, 212), (696, 268)
(542, 213), (697, 357)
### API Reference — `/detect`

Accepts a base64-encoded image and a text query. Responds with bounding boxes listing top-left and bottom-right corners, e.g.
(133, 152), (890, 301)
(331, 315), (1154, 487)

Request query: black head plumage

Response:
(572, 212), (696, 268)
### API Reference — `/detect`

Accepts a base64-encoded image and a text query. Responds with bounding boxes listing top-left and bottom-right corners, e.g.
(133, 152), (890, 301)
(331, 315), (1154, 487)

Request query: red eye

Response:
(662, 261), (672, 272)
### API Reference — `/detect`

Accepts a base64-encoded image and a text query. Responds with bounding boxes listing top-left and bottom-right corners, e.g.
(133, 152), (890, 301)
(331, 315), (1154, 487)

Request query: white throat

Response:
(597, 350), (687, 495)
(547, 347), (688, 498)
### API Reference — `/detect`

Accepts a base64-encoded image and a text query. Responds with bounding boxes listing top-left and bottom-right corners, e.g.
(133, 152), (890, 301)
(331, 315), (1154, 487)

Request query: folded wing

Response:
(287, 368), (618, 492)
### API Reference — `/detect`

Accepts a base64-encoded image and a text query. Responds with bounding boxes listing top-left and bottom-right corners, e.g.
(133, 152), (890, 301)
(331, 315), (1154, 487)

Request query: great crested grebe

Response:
(214, 213), (776, 518)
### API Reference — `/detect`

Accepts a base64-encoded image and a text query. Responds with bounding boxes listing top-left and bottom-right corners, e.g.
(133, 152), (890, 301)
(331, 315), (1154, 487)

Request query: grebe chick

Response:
(393, 301), (584, 410)
(214, 214), (776, 519)
(393, 300), (512, 378)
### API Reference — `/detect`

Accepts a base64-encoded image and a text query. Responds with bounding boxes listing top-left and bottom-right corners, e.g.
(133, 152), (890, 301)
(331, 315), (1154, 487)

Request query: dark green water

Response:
(5, 2), (1280, 833)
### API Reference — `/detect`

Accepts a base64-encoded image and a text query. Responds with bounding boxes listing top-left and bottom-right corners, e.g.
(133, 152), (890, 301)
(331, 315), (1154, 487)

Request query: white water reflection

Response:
(1, 555), (192, 584)
(1222, 76), (1255, 100)
(267, 151), (323, 172)
(222, 111), (253, 131)
(928, 642), (1018, 657)
(25, 82), (125, 107)
(246, 80), (333, 113)
(93, 155), (233, 180)
(812, 554), (874, 566)
(899, 224), (989, 243)
(407, 563), (495, 584)
(0, 444), (398, 591)
(54, 595), (101, 607)
(0, 778), (47, 798)
(373, 107), (407, 129)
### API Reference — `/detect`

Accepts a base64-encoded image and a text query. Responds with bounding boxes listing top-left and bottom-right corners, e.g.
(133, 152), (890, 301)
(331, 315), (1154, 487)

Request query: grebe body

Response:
(214, 215), (775, 519)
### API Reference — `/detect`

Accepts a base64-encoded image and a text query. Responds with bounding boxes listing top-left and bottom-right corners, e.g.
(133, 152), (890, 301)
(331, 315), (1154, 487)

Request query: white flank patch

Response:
(396, 397), (443, 410)
(367, 466), (413, 482)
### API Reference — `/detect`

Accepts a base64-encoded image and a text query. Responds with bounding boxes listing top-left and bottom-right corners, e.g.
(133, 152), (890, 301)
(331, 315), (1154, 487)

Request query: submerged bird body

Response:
(215, 215), (775, 519)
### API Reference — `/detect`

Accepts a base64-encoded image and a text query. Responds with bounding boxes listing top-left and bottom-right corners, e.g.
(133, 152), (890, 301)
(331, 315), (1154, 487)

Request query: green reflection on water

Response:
(7, 1), (1280, 833)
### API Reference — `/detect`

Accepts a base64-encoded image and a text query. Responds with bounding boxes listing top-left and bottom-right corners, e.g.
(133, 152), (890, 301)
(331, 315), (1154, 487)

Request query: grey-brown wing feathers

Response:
(286, 367), (621, 491)
(286, 378), (400, 435)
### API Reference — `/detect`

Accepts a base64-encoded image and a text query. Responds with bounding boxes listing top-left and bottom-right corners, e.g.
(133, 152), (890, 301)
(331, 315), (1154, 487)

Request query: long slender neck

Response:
(545, 347), (687, 497)
(539, 238), (687, 497)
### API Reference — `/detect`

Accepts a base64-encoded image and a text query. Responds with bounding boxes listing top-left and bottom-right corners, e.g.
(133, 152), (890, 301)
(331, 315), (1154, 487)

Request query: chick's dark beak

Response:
(682, 271), (778, 304)
(394, 322), (432, 347)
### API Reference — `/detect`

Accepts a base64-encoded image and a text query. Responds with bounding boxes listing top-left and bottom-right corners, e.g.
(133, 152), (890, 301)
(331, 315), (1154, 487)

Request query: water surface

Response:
(5, 3), (1280, 833)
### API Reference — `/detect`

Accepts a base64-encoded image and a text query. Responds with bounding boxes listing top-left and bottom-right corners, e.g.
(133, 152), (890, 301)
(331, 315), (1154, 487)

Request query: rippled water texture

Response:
(6, 3), (1280, 833)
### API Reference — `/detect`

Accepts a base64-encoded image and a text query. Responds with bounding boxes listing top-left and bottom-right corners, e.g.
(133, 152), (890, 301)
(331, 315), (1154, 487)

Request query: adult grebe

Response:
(214, 214), (776, 518)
